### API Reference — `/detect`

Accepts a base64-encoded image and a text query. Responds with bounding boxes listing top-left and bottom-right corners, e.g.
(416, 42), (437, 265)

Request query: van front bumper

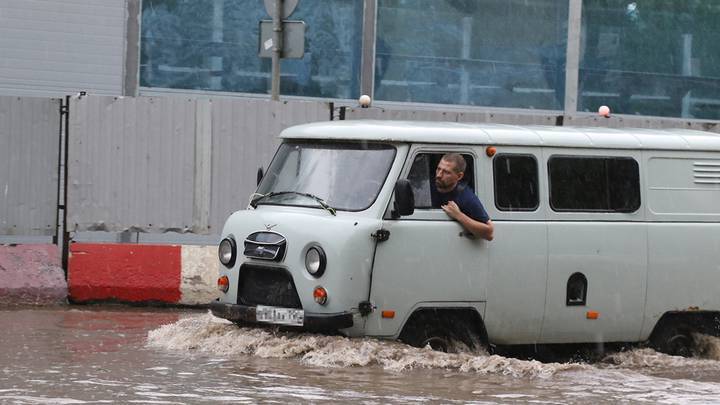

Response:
(209, 301), (354, 331)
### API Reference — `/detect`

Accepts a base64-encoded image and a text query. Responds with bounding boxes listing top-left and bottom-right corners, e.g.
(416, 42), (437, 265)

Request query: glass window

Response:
(580, 1), (720, 119)
(255, 142), (396, 212)
(375, 0), (569, 109)
(549, 156), (640, 212)
(493, 154), (539, 211)
(407, 153), (474, 209)
(140, 0), (362, 99)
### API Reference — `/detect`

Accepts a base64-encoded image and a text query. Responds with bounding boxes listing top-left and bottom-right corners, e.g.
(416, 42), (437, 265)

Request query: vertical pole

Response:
(564, 0), (582, 115)
(124, 0), (141, 97)
(360, 0), (377, 98)
(210, 0), (225, 90)
(460, 16), (472, 105)
(271, 0), (283, 101)
(681, 33), (693, 117)
(54, 100), (65, 246)
(61, 96), (71, 276)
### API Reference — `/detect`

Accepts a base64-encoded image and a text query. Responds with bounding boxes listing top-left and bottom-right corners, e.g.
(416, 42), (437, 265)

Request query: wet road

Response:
(2, 307), (720, 404)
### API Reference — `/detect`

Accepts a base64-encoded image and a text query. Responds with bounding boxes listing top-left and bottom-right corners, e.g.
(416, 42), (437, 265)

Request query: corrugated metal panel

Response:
(209, 99), (329, 232)
(0, 96), (60, 235)
(565, 113), (720, 134)
(345, 105), (561, 125)
(346, 105), (720, 133)
(0, 0), (126, 97)
(68, 95), (329, 234)
(68, 95), (197, 233)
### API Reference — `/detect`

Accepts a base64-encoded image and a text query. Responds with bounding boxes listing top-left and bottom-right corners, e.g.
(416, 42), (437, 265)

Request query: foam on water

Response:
(147, 312), (586, 377)
(600, 334), (720, 372)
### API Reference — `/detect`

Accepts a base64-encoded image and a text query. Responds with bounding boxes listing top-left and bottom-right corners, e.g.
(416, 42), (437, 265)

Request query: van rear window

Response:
(549, 156), (640, 212)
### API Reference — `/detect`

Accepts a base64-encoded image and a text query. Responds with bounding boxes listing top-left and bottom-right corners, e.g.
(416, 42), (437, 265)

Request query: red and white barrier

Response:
(0, 244), (68, 305)
(68, 243), (219, 305)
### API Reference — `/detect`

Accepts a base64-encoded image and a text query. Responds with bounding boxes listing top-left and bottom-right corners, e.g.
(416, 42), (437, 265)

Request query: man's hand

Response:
(442, 201), (494, 241)
(440, 201), (462, 220)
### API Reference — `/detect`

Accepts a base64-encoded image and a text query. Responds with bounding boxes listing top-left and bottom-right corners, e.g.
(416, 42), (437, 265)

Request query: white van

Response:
(210, 120), (720, 355)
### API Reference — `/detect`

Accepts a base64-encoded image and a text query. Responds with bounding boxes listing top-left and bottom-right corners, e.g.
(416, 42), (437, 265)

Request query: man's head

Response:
(435, 153), (466, 193)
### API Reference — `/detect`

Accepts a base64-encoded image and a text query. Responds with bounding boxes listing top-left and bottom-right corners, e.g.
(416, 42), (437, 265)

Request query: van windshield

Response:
(255, 141), (397, 211)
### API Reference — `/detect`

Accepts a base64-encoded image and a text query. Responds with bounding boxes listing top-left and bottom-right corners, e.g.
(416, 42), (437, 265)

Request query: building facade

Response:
(1, 0), (719, 120)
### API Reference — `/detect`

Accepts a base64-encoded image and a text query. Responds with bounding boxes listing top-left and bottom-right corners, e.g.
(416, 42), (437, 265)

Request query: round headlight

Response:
(305, 246), (326, 277)
(218, 237), (236, 267)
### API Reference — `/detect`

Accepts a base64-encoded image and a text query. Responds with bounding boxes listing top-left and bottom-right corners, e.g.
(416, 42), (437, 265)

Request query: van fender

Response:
(397, 304), (489, 353)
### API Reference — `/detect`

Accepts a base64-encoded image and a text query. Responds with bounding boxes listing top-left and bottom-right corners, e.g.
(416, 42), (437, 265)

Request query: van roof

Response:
(280, 120), (720, 151)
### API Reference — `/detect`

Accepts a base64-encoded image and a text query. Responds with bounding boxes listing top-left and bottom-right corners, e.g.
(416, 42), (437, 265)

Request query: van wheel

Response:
(399, 308), (487, 353)
(421, 336), (450, 352)
(651, 323), (694, 357)
(402, 321), (455, 352)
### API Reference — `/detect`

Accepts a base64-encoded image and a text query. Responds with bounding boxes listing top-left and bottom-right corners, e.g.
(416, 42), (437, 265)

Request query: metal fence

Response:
(0, 96), (60, 236)
(4, 93), (720, 239)
(67, 95), (329, 234)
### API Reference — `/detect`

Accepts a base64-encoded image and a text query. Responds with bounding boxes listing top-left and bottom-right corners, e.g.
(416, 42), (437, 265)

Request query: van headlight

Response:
(218, 237), (236, 267)
(305, 246), (326, 277)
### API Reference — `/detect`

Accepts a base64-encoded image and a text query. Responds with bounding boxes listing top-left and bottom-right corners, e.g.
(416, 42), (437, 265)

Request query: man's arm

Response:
(441, 201), (494, 241)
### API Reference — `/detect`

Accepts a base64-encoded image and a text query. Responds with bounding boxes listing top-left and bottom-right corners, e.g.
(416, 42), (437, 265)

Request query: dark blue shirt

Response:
(431, 183), (490, 223)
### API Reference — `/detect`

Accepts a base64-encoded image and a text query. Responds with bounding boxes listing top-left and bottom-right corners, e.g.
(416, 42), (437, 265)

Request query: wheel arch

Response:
(397, 306), (489, 351)
(648, 310), (720, 355)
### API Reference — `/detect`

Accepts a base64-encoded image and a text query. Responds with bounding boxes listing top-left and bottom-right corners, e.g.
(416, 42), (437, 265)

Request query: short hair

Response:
(441, 153), (466, 173)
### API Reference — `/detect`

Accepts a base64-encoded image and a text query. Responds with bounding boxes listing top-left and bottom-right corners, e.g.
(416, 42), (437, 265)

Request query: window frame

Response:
(548, 154), (641, 214)
(493, 153), (540, 212)
(393, 147), (479, 221)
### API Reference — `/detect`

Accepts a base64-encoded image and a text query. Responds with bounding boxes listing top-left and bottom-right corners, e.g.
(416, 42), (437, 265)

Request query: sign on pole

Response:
(263, 0), (301, 100)
(258, 20), (305, 59)
(263, 0), (299, 19)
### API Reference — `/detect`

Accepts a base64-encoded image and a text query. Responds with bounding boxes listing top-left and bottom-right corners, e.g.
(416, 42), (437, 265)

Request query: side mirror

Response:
(256, 167), (264, 186)
(392, 179), (415, 218)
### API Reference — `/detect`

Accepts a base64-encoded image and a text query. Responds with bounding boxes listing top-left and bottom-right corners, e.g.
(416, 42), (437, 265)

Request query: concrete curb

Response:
(68, 243), (219, 305)
(0, 244), (68, 305)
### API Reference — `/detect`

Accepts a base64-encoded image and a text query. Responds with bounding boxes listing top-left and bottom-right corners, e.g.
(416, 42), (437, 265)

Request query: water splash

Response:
(147, 312), (587, 377)
(600, 334), (720, 372)
(692, 333), (720, 360)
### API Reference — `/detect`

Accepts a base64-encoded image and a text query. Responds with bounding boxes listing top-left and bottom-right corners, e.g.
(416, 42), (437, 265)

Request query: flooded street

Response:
(2, 308), (720, 403)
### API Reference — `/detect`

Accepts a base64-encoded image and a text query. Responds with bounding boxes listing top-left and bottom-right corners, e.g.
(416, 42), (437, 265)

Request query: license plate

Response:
(255, 305), (304, 326)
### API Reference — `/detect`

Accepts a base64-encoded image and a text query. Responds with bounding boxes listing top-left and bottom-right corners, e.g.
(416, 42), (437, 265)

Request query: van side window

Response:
(493, 154), (539, 211)
(407, 153), (475, 209)
(549, 156), (640, 212)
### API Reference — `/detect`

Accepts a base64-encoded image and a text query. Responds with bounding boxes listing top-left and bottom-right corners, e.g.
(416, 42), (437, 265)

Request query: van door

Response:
(482, 149), (549, 345)
(365, 149), (490, 337)
(540, 150), (647, 343)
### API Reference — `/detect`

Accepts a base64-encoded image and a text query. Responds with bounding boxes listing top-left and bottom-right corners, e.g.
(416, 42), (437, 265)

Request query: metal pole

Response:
(271, 0), (283, 100)
(360, 0), (377, 98)
(61, 95), (71, 276)
(564, 0), (582, 115)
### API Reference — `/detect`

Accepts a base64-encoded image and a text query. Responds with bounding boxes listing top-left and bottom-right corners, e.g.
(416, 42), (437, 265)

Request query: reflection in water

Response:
(3, 308), (720, 404)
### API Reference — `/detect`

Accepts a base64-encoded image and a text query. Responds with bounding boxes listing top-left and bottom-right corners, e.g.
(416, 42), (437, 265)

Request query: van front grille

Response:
(237, 264), (302, 309)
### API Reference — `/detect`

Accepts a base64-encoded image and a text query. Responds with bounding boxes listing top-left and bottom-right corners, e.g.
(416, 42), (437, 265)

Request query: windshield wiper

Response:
(250, 191), (336, 216)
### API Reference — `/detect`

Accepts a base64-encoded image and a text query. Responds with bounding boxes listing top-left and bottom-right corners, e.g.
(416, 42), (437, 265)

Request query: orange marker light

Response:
(217, 276), (229, 293)
(586, 311), (599, 320)
(486, 146), (497, 157)
(381, 310), (395, 319)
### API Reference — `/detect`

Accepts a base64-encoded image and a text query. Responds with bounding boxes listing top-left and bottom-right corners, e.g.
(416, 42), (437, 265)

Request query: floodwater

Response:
(2, 308), (720, 404)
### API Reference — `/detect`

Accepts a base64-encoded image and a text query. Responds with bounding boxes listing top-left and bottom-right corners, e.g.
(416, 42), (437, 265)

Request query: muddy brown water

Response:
(2, 307), (720, 404)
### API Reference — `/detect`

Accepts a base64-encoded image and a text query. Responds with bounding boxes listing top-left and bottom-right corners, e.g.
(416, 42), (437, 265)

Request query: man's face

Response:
(435, 158), (463, 193)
